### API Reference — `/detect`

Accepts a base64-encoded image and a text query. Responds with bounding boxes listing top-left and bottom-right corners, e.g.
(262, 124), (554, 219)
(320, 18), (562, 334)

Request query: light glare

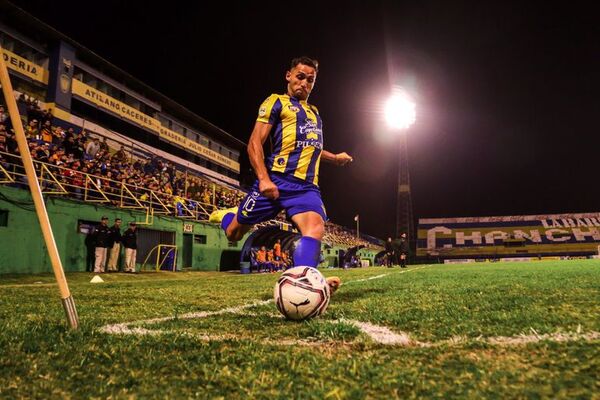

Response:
(385, 92), (416, 130)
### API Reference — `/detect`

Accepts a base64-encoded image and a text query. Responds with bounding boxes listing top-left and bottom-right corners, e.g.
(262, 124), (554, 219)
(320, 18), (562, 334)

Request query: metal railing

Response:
(0, 149), (221, 223)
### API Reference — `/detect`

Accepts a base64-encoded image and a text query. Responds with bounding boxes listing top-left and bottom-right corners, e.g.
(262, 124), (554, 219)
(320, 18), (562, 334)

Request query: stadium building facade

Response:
(0, 3), (243, 184)
(417, 213), (600, 262)
(0, 4), (383, 274)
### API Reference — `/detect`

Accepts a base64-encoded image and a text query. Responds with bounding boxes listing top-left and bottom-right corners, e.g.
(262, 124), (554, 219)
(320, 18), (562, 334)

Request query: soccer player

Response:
(210, 56), (353, 292)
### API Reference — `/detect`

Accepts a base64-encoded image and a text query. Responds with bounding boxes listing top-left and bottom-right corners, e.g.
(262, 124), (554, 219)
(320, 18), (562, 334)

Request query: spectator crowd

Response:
(0, 96), (245, 218)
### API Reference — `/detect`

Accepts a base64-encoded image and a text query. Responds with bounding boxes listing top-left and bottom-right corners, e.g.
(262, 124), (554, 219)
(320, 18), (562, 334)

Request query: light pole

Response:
(384, 89), (416, 241)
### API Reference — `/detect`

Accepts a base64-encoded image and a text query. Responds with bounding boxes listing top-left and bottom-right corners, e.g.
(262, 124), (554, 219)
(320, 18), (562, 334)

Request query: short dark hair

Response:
(290, 56), (319, 72)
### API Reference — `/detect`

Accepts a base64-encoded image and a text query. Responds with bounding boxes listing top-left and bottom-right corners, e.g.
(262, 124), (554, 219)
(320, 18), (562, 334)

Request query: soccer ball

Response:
(274, 266), (331, 321)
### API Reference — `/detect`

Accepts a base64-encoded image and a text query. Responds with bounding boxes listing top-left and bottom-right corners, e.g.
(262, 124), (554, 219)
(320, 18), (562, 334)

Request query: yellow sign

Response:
(72, 79), (161, 132)
(158, 127), (240, 172)
(72, 79), (239, 172)
(2, 49), (48, 84)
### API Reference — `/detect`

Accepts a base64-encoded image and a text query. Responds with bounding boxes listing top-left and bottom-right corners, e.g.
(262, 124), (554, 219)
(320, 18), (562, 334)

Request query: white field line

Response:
(104, 265), (600, 348)
(341, 319), (417, 346)
(101, 269), (409, 334)
(100, 300), (273, 335)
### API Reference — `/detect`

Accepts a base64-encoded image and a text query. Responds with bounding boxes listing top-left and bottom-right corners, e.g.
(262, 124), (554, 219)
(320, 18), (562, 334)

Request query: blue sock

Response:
(293, 236), (321, 268)
(221, 212), (235, 232)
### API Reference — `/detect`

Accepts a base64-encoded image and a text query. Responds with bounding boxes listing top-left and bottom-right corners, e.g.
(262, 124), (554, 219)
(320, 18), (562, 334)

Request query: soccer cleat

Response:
(326, 276), (341, 294)
(208, 206), (238, 224)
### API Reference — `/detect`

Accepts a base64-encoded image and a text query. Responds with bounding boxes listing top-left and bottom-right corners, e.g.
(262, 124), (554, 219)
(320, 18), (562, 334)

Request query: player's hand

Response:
(334, 152), (353, 166)
(259, 179), (280, 200)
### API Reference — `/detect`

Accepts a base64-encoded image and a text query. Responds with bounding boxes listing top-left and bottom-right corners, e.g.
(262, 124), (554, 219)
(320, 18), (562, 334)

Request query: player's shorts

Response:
(236, 173), (327, 225)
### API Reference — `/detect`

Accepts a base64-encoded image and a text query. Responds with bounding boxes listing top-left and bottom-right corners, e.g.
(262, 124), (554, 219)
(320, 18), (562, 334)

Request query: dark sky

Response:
(7, 1), (599, 239)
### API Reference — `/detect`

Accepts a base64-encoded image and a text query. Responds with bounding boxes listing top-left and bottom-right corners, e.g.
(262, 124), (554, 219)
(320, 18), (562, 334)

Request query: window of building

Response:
(194, 235), (207, 244)
(0, 210), (8, 227)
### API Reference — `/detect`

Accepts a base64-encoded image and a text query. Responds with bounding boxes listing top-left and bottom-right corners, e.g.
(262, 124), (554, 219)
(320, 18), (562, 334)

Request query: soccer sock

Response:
(293, 236), (321, 268)
(221, 212), (235, 232)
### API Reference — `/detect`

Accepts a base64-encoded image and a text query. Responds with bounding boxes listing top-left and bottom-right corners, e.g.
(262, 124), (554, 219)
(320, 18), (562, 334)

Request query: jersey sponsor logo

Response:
(297, 120), (323, 149)
(288, 105), (300, 113)
(258, 106), (267, 117)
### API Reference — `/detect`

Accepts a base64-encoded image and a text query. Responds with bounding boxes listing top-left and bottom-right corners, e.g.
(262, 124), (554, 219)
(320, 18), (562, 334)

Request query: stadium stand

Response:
(0, 4), (383, 274)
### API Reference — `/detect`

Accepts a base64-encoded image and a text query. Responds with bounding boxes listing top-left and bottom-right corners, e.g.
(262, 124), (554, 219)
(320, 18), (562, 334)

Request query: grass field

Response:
(1, 260), (599, 399)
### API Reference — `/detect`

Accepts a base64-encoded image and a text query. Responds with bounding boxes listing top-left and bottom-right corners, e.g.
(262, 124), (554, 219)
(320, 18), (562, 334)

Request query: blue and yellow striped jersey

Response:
(257, 94), (323, 186)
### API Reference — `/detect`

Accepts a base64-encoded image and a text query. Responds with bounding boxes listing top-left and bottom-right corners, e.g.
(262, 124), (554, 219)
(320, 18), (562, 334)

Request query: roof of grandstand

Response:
(0, 1), (245, 151)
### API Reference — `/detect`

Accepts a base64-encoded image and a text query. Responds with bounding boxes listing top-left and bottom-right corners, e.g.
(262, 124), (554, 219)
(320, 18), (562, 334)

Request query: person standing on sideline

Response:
(385, 237), (394, 268)
(273, 239), (282, 262)
(84, 225), (96, 272)
(93, 216), (111, 273)
(121, 222), (138, 273)
(106, 218), (122, 272)
(209, 56), (353, 292)
(398, 232), (409, 268)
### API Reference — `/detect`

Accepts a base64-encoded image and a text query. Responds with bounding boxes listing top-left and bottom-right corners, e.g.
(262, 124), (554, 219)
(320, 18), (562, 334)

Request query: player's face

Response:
(286, 63), (317, 100)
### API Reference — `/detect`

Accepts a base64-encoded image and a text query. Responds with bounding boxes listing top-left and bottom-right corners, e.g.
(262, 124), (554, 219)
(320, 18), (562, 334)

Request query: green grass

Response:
(0, 260), (599, 399)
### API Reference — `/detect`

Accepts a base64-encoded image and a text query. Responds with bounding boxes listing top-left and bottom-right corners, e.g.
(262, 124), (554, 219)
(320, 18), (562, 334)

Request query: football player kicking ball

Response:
(210, 56), (353, 293)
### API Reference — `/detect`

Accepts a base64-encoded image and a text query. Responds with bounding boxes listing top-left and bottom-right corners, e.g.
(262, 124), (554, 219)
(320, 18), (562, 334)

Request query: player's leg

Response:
(290, 211), (324, 266)
(290, 211), (341, 293)
(210, 185), (280, 241)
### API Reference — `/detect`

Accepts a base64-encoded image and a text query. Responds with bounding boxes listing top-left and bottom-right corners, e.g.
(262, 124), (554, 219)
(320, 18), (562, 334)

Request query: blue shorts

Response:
(237, 173), (327, 225)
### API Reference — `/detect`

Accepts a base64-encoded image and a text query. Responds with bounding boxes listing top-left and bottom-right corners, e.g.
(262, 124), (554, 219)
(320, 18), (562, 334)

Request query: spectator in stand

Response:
(121, 222), (138, 273)
(41, 108), (53, 125)
(93, 216), (111, 273)
(25, 119), (39, 139)
(0, 105), (8, 124)
(113, 145), (128, 163)
(52, 126), (65, 146)
(99, 137), (109, 153)
(106, 218), (122, 272)
(85, 137), (100, 160)
(40, 121), (53, 143)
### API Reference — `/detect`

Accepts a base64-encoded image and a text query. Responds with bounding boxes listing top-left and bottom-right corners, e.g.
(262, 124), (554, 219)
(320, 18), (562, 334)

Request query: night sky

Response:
(7, 1), (599, 239)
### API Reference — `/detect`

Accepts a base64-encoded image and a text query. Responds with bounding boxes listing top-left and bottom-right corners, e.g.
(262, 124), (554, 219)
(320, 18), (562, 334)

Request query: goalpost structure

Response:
(141, 245), (178, 272)
(0, 44), (79, 329)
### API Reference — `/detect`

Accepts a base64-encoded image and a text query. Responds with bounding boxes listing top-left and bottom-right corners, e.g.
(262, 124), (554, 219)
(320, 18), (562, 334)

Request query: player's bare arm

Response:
(321, 150), (353, 166)
(247, 121), (280, 199)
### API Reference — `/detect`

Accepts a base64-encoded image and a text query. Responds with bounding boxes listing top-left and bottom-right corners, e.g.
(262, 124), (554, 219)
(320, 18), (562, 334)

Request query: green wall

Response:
(0, 186), (247, 274)
(321, 247), (380, 268)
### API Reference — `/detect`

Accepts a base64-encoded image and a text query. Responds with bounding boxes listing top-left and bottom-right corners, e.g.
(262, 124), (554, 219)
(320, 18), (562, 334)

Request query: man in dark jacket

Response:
(106, 218), (122, 272)
(93, 216), (111, 273)
(84, 225), (96, 272)
(121, 222), (138, 273)
(398, 233), (409, 268)
(385, 237), (394, 268)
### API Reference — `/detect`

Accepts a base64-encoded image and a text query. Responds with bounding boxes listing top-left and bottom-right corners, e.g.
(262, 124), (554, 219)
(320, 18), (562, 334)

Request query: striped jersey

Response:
(257, 94), (323, 186)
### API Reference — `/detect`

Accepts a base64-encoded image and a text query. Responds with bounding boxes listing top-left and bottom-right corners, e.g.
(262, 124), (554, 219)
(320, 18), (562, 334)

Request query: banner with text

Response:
(71, 79), (239, 172)
(2, 49), (48, 84)
(417, 212), (600, 258)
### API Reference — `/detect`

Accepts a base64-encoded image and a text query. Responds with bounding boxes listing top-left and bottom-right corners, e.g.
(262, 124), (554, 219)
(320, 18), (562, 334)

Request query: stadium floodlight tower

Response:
(384, 88), (416, 243)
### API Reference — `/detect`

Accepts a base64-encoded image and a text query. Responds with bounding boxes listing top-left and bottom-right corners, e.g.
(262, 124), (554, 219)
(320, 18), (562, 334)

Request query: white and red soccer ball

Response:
(274, 266), (331, 321)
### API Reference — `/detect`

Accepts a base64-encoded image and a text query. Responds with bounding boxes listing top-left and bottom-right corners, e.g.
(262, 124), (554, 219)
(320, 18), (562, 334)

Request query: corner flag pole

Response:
(0, 45), (79, 329)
